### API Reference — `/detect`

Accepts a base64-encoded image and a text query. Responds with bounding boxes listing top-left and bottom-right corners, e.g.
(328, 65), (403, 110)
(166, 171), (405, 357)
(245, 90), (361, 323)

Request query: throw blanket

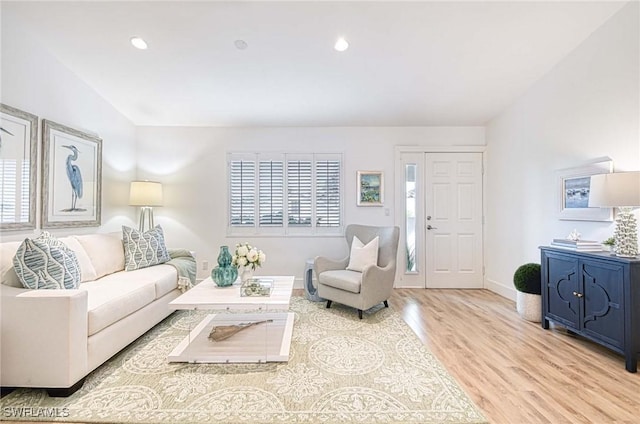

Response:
(166, 249), (196, 292)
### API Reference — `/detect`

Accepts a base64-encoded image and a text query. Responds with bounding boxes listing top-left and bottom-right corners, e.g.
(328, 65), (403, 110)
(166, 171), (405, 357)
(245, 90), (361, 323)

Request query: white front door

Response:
(395, 151), (483, 289)
(425, 152), (483, 288)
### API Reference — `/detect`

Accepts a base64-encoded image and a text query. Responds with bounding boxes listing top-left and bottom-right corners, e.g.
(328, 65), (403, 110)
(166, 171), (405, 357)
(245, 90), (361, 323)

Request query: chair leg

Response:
(383, 300), (389, 308)
(358, 309), (363, 319)
(326, 300), (332, 309)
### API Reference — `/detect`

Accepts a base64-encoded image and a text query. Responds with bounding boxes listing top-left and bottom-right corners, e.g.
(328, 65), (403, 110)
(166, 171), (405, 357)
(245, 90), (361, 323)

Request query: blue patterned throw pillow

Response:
(123, 225), (170, 271)
(13, 232), (81, 290)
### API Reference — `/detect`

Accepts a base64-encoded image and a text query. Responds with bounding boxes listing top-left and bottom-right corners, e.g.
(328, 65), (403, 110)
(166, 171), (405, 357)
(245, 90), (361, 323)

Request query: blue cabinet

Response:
(541, 247), (640, 373)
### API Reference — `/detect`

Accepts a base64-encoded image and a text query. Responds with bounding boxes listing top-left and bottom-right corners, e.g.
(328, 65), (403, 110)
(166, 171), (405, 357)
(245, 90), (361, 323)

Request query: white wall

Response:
(0, 18), (137, 242)
(484, 3), (640, 299)
(136, 126), (484, 283)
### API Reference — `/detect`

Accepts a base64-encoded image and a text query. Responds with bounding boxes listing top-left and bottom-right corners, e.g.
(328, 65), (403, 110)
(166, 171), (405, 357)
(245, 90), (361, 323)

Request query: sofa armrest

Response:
(1, 285), (89, 388)
(314, 256), (349, 276)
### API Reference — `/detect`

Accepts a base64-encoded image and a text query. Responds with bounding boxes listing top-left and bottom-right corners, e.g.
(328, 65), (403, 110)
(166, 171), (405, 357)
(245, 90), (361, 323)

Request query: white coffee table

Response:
(167, 276), (295, 363)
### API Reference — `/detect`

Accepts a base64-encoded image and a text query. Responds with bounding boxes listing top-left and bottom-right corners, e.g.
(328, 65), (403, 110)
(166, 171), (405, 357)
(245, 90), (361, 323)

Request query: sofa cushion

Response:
(13, 232), (81, 290)
(122, 225), (170, 271)
(81, 275), (156, 336)
(58, 236), (98, 283)
(346, 236), (379, 272)
(75, 233), (125, 279)
(1, 241), (23, 287)
(318, 269), (362, 294)
(126, 264), (178, 299)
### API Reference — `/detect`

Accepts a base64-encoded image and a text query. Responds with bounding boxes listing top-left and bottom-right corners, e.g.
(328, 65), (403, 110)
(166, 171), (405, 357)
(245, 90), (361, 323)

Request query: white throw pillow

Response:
(346, 236), (379, 272)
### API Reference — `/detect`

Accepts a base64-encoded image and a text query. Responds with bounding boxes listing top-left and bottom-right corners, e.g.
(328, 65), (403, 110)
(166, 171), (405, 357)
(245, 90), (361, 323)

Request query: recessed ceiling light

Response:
(130, 37), (148, 50)
(334, 37), (349, 52)
(234, 40), (248, 50)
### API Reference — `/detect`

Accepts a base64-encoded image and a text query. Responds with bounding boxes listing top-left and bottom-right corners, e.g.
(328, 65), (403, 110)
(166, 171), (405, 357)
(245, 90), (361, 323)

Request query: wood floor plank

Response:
(389, 289), (640, 424)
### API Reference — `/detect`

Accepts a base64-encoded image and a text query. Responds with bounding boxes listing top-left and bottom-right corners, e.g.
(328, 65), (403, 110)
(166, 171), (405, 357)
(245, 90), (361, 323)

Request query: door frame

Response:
(393, 145), (486, 288)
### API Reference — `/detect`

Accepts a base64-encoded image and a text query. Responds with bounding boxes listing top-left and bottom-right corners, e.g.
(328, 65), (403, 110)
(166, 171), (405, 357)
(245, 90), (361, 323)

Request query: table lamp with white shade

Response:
(129, 181), (163, 231)
(589, 171), (640, 257)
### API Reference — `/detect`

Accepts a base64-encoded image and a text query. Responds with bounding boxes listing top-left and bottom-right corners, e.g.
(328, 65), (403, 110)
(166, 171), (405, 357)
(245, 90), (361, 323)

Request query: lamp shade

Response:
(589, 172), (640, 208)
(129, 181), (163, 207)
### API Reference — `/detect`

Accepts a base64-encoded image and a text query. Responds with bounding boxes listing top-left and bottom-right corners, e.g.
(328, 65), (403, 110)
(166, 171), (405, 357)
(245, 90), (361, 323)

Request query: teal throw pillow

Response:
(13, 232), (81, 290)
(123, 225), (170, 271)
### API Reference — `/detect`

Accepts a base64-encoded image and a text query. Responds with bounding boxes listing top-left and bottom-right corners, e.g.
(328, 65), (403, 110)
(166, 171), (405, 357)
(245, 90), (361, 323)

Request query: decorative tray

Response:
(241, 278), (274, 297)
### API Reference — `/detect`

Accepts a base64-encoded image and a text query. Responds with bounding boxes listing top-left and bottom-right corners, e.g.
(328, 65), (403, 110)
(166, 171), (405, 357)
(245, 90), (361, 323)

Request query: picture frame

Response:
(556, 157), (613, 221)
(0, 104), (38, 231)
(41, 119), (102, 228)
(357, 170), (384, 206)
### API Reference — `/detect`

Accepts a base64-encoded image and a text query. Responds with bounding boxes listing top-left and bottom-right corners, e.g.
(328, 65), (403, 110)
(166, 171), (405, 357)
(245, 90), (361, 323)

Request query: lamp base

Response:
(613, 207), (638, 258)
(139, 207), (155, 232)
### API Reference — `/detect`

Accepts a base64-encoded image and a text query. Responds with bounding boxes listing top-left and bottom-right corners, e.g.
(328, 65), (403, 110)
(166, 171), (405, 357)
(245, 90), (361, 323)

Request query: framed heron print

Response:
(42, 119), (102, 228)
(0, 104), (38, 231)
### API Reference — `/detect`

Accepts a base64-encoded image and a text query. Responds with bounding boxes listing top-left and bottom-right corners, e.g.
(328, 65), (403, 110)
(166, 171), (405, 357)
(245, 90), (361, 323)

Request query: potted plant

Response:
(513, 263), (542, 322)
(602, 237), (615, 253)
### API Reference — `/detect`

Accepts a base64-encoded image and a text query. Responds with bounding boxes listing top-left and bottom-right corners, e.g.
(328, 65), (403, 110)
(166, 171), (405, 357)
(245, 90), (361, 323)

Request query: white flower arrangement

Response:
(232, 242), (266, 270)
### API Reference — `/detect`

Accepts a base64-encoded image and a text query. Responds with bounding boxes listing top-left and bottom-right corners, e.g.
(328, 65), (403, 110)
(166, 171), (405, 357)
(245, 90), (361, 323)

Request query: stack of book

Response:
(550, 239), (603, 251)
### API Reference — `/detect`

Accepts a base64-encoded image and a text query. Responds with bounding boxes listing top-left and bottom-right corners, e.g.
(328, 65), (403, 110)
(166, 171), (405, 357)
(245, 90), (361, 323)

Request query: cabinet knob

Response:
(573, 291), (584, 298)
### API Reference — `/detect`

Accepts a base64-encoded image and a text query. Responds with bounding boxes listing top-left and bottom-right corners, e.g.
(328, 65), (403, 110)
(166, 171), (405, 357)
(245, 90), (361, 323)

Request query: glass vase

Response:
(240, 266), (254, 283)
(211, 246), (237, 287)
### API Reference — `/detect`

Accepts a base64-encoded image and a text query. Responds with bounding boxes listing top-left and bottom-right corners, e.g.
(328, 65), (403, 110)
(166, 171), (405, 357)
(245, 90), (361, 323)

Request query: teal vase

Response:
(211, 246), (237, 287)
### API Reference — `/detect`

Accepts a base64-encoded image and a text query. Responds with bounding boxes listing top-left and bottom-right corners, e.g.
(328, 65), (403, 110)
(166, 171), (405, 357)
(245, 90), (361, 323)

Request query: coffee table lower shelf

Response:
(168, 312), (295, 363)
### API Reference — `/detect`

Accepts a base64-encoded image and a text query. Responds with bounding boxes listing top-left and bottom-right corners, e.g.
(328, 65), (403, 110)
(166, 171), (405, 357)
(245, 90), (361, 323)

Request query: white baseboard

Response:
(484, 278), (516, 301)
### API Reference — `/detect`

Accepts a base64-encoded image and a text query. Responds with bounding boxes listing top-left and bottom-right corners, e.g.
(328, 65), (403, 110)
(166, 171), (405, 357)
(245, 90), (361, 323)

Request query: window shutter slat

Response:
(259, 161), (284, 226)
(315, 159), (341, 227)
(229, 160), (255, 226)
(287, 160), (312, 226)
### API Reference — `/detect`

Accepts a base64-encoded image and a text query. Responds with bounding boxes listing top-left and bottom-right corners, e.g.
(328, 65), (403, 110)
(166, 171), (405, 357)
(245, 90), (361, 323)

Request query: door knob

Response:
(427, 225), (437, 230)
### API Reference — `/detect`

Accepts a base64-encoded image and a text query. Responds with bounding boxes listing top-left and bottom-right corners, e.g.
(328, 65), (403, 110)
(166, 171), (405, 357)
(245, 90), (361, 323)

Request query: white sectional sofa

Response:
(0, 233), (183, 396)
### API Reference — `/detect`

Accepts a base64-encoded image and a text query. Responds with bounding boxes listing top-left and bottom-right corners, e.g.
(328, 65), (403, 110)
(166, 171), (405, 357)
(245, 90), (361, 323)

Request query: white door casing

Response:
(394, 148), (484, 289)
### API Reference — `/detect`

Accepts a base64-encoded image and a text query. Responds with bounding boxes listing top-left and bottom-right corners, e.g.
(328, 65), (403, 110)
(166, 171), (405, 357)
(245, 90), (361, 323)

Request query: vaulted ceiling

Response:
(2, 1), (627, 127)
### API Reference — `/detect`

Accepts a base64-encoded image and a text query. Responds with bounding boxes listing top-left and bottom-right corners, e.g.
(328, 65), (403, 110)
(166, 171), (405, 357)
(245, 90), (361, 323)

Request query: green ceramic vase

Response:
(211, 246), (237, 287)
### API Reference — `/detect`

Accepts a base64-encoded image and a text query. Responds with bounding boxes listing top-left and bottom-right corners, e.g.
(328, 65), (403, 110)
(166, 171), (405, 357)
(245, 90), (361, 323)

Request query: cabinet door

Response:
(580, 260), (624, 350)
(544, 253), (580, 328)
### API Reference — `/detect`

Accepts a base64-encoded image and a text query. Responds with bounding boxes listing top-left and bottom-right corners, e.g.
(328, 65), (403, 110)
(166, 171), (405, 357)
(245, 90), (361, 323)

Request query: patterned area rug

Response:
(1, 297), (487, 424)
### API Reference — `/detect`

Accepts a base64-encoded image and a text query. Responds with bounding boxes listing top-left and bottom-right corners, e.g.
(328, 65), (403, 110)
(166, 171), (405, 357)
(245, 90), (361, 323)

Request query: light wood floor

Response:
(390, 289), (640, 424)
(6, 289), (640, 424)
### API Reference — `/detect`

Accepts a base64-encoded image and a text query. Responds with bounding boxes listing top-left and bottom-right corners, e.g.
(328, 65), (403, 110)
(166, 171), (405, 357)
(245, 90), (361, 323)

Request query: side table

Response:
(304, 259), (324, 302)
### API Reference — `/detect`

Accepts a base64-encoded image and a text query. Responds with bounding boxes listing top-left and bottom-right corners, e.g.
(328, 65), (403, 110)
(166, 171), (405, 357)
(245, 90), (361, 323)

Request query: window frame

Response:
(227, 152), (343, 236)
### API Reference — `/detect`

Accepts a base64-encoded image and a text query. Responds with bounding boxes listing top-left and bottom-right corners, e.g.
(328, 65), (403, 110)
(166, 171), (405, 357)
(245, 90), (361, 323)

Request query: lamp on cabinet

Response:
(589, 171), (640, 257)
(129, 181), (163, 231)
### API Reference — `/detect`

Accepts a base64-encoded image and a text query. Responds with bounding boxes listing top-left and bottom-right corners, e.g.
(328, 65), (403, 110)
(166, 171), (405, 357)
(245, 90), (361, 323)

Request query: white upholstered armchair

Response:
(314, 224), (400, 319)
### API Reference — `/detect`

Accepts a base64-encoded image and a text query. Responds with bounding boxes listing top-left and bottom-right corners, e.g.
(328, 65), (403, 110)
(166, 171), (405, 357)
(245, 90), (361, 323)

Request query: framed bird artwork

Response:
(0, 104), (38, 231)
(41, 119), (102, 228)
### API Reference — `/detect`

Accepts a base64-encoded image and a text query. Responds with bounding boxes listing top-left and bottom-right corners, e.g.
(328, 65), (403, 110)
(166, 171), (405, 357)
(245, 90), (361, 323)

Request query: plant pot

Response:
(516, 291), (541, 322)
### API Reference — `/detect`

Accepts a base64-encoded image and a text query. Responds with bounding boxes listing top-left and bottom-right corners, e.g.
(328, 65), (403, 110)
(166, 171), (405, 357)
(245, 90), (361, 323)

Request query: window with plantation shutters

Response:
(259, 160), (284, 226)
(20, 161), (29, 222)
(287, 160), (312, 227)
(229, 160), (255, 226)
(0, 159), (17, 223)
(228, 153), (342, 235)
(315, 159), (341, 227)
